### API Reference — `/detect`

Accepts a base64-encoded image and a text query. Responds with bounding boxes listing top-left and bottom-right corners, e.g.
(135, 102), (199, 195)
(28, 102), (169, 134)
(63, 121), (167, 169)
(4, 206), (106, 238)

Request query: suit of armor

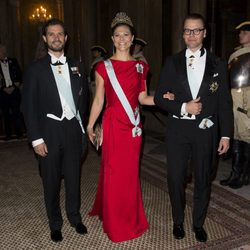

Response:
(220, 41), (250, 188)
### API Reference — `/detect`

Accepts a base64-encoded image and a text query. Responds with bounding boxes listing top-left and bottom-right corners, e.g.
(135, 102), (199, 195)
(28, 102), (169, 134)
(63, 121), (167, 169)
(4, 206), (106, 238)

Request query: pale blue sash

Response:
(104, 59), (141, 137)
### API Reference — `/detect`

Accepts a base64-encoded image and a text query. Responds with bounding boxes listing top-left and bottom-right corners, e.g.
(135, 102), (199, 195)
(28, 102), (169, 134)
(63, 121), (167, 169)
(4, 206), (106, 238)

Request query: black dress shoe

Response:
(229, 178), (243, 189)
(50, 230), (63, 242)
(220, 173), (235, 186)
(173, 224), (185, 240)
(193, 227), (207, 242)
(75, 223), (88, 235)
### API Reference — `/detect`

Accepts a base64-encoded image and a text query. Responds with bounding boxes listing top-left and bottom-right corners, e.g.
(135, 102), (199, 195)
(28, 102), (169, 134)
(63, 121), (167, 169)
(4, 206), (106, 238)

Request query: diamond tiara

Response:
(111, 12), (133, 28)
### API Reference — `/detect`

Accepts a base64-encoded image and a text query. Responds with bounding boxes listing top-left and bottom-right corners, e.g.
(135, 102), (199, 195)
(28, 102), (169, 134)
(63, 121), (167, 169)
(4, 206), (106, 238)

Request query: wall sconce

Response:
(30, 5), (52, 22)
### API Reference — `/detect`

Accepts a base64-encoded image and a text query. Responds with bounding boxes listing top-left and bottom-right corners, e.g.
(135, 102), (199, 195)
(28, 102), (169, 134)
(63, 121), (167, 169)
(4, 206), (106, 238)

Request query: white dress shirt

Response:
(180, 48), (206, 119)
(32, 53), (75, 147)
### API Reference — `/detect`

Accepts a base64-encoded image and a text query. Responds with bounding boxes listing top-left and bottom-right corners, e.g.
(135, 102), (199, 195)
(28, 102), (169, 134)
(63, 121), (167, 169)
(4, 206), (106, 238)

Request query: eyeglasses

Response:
(183, 28), (205, 35)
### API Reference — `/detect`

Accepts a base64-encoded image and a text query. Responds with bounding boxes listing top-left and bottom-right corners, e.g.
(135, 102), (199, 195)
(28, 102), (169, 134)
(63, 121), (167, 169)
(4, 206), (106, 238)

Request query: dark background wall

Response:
(0, 0), (249, 132)
(1, 0), (249, 86)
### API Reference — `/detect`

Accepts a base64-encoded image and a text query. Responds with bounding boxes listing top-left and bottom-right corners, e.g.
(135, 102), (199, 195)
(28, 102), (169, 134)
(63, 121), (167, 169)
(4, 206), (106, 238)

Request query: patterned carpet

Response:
(0, 139), (249, 250)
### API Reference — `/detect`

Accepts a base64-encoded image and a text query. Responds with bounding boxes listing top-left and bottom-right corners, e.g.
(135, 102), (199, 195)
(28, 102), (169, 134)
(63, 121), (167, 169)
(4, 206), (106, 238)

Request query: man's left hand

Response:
(217, 138), (230, 155)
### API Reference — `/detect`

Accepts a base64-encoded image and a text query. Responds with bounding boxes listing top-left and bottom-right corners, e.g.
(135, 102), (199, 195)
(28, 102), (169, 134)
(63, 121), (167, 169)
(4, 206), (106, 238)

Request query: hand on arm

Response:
(139, 80), (175, 105)
(163, 91), (175, 100)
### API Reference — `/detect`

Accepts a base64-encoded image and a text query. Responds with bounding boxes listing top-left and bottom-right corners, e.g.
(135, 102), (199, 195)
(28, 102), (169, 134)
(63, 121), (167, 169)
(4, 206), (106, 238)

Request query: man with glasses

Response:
(155, 13), (233, 242)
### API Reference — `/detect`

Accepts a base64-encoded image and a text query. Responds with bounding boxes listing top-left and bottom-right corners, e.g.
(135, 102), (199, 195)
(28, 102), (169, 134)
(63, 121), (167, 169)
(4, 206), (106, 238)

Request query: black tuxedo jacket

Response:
(154, 49), (233, 138)
(22, 54), (89, 143)
(0, 57), (22, 89)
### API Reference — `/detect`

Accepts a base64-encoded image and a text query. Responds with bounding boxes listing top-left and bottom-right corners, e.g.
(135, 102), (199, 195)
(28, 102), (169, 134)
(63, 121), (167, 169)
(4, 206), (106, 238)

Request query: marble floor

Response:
(0, 131), (249, 249)
(1, 131), (249, 201)
(1, 131), (249, 200)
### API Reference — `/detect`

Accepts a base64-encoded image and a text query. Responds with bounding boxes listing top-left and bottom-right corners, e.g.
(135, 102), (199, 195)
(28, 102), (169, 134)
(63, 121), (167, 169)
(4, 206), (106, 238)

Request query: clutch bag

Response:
(93, 123), (102, 150)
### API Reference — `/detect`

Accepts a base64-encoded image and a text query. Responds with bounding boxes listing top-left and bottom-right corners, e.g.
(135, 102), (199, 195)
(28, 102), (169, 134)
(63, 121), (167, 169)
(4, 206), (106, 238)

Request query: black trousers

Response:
(39, 118), (84, 231)
(0, 88), (23, 137)
(165, 118), (214, 228)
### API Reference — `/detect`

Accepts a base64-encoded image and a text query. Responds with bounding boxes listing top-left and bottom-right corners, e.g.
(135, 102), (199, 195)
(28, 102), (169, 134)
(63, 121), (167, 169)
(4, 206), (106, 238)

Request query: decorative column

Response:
(189, 0), (208, 50)
(171, 0), (188, 53)
(63, 0), (77, 58)
(8, 0), (22, 64)
(78, 0), (98, 67)
(189, 0), (207, 17)
(247, 0), (250, 19)
(0, 0), (21, 59)
(56, 0), (64, 20)
(0, 1), (8, 44)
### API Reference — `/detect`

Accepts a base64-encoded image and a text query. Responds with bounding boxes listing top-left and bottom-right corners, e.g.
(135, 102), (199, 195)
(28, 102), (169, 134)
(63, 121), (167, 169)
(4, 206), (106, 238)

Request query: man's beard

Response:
(47, 42), (65, 52)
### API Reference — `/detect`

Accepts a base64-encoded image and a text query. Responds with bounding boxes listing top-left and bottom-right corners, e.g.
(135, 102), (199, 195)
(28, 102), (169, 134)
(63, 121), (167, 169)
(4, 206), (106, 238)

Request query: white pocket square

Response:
(213, 73), (218, 77)
(199, 118), (214, 129)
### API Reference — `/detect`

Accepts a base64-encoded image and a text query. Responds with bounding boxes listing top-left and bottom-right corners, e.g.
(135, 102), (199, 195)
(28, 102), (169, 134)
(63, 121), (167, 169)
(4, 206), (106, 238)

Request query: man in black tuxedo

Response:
(22, 19), (89, 242)
(154, 13), (233, 242)
(0, 44), (23, 140)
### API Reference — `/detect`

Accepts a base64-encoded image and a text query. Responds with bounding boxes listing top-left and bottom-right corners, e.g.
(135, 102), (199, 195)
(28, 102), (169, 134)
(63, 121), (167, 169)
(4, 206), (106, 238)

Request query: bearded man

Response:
(22, 18), (89, 242)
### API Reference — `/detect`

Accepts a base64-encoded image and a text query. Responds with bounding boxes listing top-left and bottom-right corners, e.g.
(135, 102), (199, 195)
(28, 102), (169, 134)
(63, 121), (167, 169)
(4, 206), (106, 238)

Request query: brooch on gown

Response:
(136, 63), (144, 73)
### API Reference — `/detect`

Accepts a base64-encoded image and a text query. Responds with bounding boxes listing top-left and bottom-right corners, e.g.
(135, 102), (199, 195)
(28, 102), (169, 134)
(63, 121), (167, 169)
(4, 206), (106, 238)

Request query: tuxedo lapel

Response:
(41, 55), (62, 108)
(174, 50), (193, 99)
(45, 55), (61, 96)
(197, 53), (215, 97)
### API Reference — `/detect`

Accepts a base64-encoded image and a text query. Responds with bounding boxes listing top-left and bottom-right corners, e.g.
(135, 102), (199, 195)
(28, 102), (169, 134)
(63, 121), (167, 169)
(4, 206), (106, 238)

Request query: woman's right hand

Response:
(87, 126), (103, 150)
(87, 127), (95, 144)
(163, 91), (175, 100)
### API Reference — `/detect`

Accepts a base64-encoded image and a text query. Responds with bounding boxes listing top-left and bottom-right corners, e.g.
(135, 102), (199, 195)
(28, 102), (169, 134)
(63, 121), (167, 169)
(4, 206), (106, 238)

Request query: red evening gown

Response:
(89, 59), (149, 242)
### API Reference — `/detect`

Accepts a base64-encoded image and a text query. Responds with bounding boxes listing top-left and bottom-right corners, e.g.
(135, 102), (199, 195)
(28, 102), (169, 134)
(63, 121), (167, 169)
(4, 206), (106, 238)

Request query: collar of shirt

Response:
(185, 48), (205, 58)
(49, 52), (67, 65)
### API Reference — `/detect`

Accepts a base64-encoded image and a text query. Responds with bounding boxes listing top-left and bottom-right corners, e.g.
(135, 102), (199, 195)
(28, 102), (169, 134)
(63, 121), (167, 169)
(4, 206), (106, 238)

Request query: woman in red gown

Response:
(87, 12), (171, 243)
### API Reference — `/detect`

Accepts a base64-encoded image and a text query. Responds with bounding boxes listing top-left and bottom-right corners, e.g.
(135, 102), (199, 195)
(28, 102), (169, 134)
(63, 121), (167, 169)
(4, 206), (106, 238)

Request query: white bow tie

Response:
(51, 56), (66, 65)
(186, 50), (196, 59)
(185, 48), (205, 59)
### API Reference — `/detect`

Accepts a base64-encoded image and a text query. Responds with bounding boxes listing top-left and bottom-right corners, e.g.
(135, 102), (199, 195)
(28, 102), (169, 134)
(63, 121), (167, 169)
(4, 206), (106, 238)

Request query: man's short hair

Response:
(183, 13), (206, 28)
(42, 18), (67, 36)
